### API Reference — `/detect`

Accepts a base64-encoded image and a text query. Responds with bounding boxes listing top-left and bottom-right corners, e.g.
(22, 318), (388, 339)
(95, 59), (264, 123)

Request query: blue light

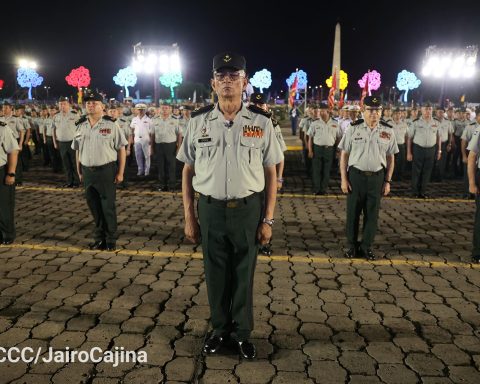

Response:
(113, 67), (137, 98)
(286, 70), (308, 90)
(396, 70), (421, 102)
(250, 69), (272, 93)
(17, 68), (43, 100)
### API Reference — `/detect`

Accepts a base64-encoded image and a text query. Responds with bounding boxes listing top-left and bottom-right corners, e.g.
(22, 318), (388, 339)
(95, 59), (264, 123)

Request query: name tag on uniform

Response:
(99, 128), (111, 135)
(198, 137), (212, 143)
(243, 125), (263, 138)
(379, 131), (391, 140)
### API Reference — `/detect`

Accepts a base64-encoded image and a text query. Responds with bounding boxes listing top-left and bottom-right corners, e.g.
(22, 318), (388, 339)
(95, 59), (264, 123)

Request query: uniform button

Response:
(227, 195), (231, 198)
(227, 161), (231, 165)
(228, 178), (231, 182)
(228, 144), (231, 148)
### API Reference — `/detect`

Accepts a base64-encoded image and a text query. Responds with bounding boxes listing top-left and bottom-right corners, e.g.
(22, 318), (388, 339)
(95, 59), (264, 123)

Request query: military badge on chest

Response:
(379, 131), (391, 140)
(99, 128), (111, 136)
(243, 125), (263, 138)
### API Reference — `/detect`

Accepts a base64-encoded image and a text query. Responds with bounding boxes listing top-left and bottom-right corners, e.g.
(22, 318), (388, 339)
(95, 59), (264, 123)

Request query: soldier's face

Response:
(161, 105), (171, 115)
(422, 107), (433, 119)
(108, 109), (118, 119)
(211, 70), (247, 100)
(363, 107), (382, 126)
(436, 110), (444, 119)
(320, 109), (329, 119)
(59, 101), (70, 112)
(86, 101), (103, 115)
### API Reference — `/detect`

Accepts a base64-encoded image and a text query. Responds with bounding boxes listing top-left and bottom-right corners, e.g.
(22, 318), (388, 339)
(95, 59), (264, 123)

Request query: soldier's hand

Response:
(447, 144), (452, 152)
(469, 184), (478, 195)
(257, 223), (272, 246)
(341, 179), (352, 194)
(185, 218), (200, 244)
(308, 151), (313, 159)
(462, 156), (468, 164)
(383, 182), (391, 196)
(407, 153), (413, 162)
(53, 142), (58, 149)
(78, 173), (83, 183)
(114, 173), (124, 184)
(276, 181), (283, 191)
(5, 175), (15, 186)
(126, 149), (131, 156)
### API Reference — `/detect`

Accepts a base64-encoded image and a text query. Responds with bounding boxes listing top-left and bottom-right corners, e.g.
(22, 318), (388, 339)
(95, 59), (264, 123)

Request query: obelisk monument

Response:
(331, 22), (341, 96)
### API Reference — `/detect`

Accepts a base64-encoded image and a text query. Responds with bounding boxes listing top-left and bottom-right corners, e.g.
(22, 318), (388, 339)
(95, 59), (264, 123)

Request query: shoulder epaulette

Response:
(191, 104), (215, 118)
(102, 115), (116, 122)
(470, 122), (476, 126)
(380, 119), (393, 128)
(413, 117), (420, 122)
(71, 110), (77, 114)
(433, 117), (440, 122)
(351, 119), (364, 126)
(271, 117), (278, 126)
(75, 115), (87, 126)
(120, 118), (126, 122)
(247, 104), (272, 118)
(0, 121), (6, 126)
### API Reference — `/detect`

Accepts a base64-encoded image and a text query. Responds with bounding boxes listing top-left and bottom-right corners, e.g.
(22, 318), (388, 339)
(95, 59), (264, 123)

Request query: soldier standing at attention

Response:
(151, 103), (182, 191)
(391, 107), (408, 181)
(53, 97), (80, 188)
(0, 120), (20, 244)
(177, 52), (283, 359)
(1, 102), (25, 185)
(407, 103), (441, 198)
(338, 96), (398, 261)
(72, 91), (127, 251)
(130, 103), (152, 177)
(308, 103), (341, 195)
(461, 109), (480, 199)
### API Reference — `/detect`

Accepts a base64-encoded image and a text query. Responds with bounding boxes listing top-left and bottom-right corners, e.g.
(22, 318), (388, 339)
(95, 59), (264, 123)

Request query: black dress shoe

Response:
(364, 249), (376, 261)
(417, 193), (429, 199)
(62, 183), (74, 188)
(88, 240), (105, 250)
(202, 333), (224, 355)
(344, 247), (356, 259)
(1, 239), (14, 245)
(157, 186), (169, 192)
(105, 243), (116, 251)
(472, 255), (480, 264)
(237, 340), (256, 359)
(259, 244), (272, 256)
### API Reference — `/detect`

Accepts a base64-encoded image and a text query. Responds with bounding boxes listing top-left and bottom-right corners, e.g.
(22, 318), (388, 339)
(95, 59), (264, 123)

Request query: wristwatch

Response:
(6, 173), (15, 177)
(262, 218), (275, 226)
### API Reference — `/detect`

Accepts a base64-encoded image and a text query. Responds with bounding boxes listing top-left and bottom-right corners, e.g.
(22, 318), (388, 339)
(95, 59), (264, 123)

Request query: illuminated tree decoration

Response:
(0, 79), (4, 90)
(159, 71), (183, 99)
(396, 70), (421, 102)
(358, 70), (381, 96)
(250, 69), (272, 93)
(286, 70), (308, 90)
(113, 66), (137, 98)
(66, 66), (91, 104)
(17, 68), (43, 100)
(326, 70), (349, 90)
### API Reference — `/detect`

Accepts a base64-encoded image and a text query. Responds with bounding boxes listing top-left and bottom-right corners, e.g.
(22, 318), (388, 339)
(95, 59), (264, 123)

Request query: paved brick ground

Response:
(0, 132), (479, 383)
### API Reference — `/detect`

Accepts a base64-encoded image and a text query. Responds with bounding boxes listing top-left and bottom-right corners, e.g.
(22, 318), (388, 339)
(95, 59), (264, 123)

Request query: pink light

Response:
(358, 70), (381, 96)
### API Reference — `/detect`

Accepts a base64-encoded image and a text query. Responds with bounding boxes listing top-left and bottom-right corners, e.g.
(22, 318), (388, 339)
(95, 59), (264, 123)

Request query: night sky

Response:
(1, 0), (480, 103)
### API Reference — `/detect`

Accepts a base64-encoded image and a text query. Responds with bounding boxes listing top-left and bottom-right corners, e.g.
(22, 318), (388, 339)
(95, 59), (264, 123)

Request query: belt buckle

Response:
(226, 201), (238, 208)
(364, 171), (373, 176)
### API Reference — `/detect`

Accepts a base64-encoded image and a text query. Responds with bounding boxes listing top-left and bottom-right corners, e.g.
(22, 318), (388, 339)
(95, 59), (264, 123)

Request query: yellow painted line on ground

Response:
(16, 185), (474, 204)
(286, 145), (303, 151)
(2, 243), (478, 269)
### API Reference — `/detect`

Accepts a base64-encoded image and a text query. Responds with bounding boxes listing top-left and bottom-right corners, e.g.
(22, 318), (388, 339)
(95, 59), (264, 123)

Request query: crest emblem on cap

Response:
(373, 98), (378, 103)
(223, 55), (231, 63)
(256, 95), (261, 100)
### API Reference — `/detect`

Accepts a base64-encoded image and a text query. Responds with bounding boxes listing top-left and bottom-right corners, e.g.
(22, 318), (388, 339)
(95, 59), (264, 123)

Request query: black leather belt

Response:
(82, 162), (115, 171)
(199, 192), (260, 208)
(350, 167), (384, 177)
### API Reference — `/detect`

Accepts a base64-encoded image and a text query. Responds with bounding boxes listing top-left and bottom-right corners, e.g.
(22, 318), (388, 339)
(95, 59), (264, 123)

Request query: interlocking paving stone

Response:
(1, 148), (480, 383)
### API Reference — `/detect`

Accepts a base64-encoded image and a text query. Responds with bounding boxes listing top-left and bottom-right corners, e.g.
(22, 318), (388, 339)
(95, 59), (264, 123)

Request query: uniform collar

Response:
(210, 102), (248, 121)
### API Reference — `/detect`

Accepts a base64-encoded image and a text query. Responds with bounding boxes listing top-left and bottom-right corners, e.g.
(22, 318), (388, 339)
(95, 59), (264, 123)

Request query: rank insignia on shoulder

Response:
(379, 131), (391, 140)
(351, 119), (364, 126)
(191, 104), (215, 118)
(247, 104), (271, 118)
(75, 115), (87, 126)
(0, 121), (6, 126)
(102, 115), (116, 122)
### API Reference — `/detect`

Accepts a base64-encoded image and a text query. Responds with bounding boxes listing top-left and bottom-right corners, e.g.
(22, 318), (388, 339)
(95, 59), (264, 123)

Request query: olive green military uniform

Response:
(177, 103), (283, 341)
(72, 115), (127, 244)
(391, 119), (408, 180)
(307, 117), (341, 194)
(0, 115), (25, 183)
(53, 110), (80, 185)
(466, 128), (480, 259)
(42, 115), (62, 172)
(117, 117), (132, 186)
(0, 123), (20, 242)
(299, 116), (313, 176)
(434, 118), (453, 181)
(408, 117), (440, 196)
(453, 118), (467, 176)
(338, 119), (398, 252)
(151, 115), (180, 189)
(462, 122), (478, 194)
